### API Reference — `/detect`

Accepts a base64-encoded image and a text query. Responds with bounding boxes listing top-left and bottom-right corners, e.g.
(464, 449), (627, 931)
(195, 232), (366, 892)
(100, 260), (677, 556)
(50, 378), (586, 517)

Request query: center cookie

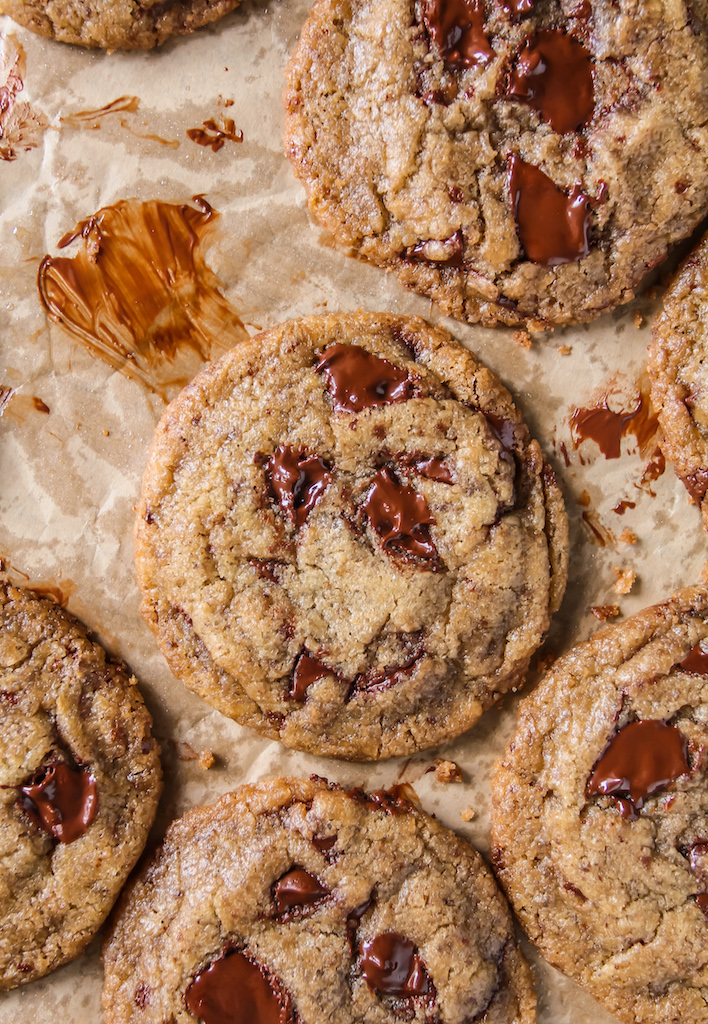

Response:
(102, 777), (536, 1024)
(284, 0), (708, 327)
(134, 312), (567, 759)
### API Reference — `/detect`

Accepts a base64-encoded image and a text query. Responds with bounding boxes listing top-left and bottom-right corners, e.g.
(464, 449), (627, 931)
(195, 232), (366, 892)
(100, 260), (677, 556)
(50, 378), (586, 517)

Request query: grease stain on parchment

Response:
(37, 197), (249, 396)
(0, 34), (48, 161)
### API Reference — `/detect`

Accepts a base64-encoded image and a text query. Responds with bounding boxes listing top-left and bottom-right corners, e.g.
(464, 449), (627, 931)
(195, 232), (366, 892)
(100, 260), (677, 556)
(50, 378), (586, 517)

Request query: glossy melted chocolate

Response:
(185, 950), (293, 1024)
(316, 344), (414, 412)
(362, 468), (438, 566)
(586, 719), (690, 816)
(19, 762), (98, 843)
(422, 0), (494, 69)
(570, 393), (658, 460)
(289, 651), (336, 701)
(507, 30), (594, 134)
(400, 454), (453, 483)
(273, 867), (330, 915)
(498, 0), (534, 17)
(344, 784), (417, 815)
(266, 446), (332, 528)
(359, 932), (431, 996)
(680, 643), (708, 675)
(509, 156), (591, 265)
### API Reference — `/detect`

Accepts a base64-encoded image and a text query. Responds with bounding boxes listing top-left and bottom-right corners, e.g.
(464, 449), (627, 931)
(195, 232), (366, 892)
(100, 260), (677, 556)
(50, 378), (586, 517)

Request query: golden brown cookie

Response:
(0, 0), (242, 49)
(284, 0), (708, 328)
(0, 573), (162, 991)
(649, 232), (708, 530)
(103, 777), (536, 1024)
(134, 312), (568, 760)
(491, 583), (708, 1024)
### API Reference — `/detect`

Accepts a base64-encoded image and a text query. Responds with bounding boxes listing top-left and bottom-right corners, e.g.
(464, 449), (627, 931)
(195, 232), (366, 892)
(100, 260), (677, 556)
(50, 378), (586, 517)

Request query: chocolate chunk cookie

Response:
(0, 573), (162, 991)
(134, 312), (568, 760)
(103, 777), (536, 1024)
(649, 232), (708, 530)
(0, 0), (242, 49)
(284, 0), (708, 328)
(491, 583), (708, 1024)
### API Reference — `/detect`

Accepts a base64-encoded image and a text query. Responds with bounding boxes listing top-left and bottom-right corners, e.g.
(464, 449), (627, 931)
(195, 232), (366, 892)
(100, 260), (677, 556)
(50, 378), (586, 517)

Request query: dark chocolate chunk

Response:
(185, 949), (294, 1024)
(506, 30), (594, 134)
(362, 468), (438, 566)
(266, 446), (331, 528)
(316, 344), (415, 412)
(422, 0), (494, 69)
(289, 651), (336, 701)
(680, 643), (708, 675)
(359, 932), (431, 996)
(509, 156), (591, 265)
(586, 719), (690, 816)
(399, 454), (453, 483)
(273, 867), (330, 916)
(19, 761), (98, 844)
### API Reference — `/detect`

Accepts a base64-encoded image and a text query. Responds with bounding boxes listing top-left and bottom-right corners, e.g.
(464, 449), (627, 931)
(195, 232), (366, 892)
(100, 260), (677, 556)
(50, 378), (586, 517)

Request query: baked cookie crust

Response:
(284, 0), (708, 328)
(0, 574), (162, 991)
(103, 776), (536, 1024)
(0, 0), (243, 49)
(649, 232), (708, 530)
(134, 312), (568, 760)
(491, 584), (708, 1024)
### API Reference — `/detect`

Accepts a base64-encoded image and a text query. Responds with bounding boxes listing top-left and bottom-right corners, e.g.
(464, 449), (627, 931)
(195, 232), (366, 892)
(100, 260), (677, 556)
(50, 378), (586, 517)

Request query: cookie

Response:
(491, 583), (708, 1024)
(649, 232), (708, 530)
(284, 0), (708, 328)
(0, 573), (162, 991)
(0, 0), (242, 49)
(134, 312), (568, 760)
(103, 776), (536, 1024)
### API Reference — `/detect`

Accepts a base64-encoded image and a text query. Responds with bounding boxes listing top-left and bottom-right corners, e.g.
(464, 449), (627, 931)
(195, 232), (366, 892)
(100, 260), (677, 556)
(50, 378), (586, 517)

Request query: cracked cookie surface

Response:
(103, 776), (536, 1024)
(0, 0), (242, 48)
(491, 583), (708, 1024)
(0, 574), (162, 991)
(649, 233), (708, 531)
(284, 0), (708, 328)
(134, 312), (568, 760)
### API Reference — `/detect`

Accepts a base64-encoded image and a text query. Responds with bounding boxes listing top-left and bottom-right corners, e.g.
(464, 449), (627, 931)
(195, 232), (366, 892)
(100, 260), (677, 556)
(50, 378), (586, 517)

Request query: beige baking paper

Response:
(0, 3), (706, 1021)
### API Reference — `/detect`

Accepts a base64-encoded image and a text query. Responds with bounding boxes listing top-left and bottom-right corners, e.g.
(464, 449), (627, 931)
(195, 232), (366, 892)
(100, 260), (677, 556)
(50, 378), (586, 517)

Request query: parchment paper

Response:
(0, 3), (706, 1021)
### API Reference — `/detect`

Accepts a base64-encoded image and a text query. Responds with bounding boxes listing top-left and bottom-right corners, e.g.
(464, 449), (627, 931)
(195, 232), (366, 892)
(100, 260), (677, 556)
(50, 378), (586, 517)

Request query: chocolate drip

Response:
(509, 156), (591, 265)
(273, 867), (330, 916)
(422, 0), (494, 69)
(586, 719), (690, 817)
(362, 468), (438, 567)
(185, 949), (294, 1024)
(359, 933), (431, 996)
(19, 761), (98, 844)
(680, 643), (708, 675)
(399, 454), (453, 483)
(289, 651), (336, 701)
(316, 344), (415, 412)
(570, 393), (658, 460)
(266, 446), (332, 528)
(507, 30), (594, 134)
(356, 654), (424, 694)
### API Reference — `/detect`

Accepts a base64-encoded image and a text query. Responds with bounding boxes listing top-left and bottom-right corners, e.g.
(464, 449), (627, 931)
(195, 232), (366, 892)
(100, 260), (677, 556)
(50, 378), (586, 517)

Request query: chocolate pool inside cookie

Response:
(359, 932), (432, 996)
(19, 761), (98, 843)
(185, 950), (294, 1024)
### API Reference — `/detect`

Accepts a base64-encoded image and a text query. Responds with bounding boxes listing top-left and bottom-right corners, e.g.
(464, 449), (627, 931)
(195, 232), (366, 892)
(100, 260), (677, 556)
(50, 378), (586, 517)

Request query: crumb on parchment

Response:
(433, 758), (463, 783)
(634, 310), (644, 328)
(557, 344), (572, 355)
(512, 329), (532, 350)
(619, 528), (637, 545)
(460, 807), (476, 822)
(198, 749), (215, 771)
(613, 567), (636, 594)
(591, 605), (620, 621)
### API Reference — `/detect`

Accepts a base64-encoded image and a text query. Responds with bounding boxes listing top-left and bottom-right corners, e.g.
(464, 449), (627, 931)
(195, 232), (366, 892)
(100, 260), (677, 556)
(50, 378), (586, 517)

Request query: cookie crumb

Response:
(634, 310), (644, 329)
(557, 344), (572, 355)
(460, 806), (476, 822)
(619, 528), (637, 545)
(433, 758), (463, 783)
(198, 749), (215, 771)
(512, 329), (532, 350)
(591, 604), (620, 621)
(613, 567), (636, 594)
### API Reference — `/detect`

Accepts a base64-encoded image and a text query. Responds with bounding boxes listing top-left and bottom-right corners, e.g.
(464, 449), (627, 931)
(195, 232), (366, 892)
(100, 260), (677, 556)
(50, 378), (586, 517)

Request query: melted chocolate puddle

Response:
(0, 36), (48, 162)
(506, 30), (594, 133)
(272, 867), (330, 917)
(570, 391), (659, 459)
(185, 949), (294, 1024)
(19, 761), (98, 843)
(422, 0), (494, 69)
(360, 933), (432, 996)
(586, 719), (690, 818)
(509, 156), (590, 265)
(37, 197), (249, 396)
(362, 468), (439, 567)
